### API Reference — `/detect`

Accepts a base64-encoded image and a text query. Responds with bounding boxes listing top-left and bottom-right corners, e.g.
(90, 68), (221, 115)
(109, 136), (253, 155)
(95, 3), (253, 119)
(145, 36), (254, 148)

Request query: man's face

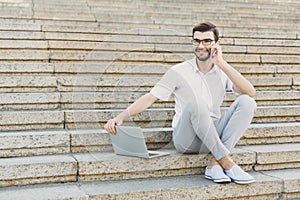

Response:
(192, 31), (215, 61)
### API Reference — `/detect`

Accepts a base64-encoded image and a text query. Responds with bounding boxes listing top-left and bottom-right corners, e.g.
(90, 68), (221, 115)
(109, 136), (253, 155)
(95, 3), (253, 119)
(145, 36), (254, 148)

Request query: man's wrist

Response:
(217, 59), (227, 68)
(115, 109), (130, 122)
(217, 59), (230, 71)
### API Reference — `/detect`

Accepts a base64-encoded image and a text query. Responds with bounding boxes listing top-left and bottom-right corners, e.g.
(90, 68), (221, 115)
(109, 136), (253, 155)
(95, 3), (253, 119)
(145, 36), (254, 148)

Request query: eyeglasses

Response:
(191, 38), (214, 46)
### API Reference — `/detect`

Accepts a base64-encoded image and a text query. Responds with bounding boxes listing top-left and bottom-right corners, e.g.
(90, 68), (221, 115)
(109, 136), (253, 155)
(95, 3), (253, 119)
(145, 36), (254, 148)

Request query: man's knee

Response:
(236, 94), (257, 113)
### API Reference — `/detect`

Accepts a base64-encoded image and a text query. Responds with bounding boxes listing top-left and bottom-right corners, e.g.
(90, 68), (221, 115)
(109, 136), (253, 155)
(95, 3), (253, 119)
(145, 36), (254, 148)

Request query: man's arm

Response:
(212, 43), (256, 97)
(218, 60), (256, 97)
(104, 92), (158, 134)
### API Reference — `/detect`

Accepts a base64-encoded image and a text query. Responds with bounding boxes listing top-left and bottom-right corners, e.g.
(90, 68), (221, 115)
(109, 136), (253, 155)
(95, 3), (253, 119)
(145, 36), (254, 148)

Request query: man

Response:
(104, 22), (257, 184)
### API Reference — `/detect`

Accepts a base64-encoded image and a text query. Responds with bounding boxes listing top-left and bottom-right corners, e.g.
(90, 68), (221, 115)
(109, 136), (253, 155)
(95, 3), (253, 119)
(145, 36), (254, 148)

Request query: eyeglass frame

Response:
(191, 38), (215, 46)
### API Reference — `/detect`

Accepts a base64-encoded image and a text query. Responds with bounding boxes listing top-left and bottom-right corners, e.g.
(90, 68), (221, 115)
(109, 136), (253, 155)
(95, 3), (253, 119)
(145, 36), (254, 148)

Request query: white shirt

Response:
(150, 57), (235, 128)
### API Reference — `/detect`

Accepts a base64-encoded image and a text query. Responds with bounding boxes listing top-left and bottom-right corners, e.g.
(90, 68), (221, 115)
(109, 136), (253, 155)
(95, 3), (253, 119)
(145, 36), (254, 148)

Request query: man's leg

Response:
(213, 95), (257, 184)
(172, 95), (257, 184)
(214, 95), (257, 151)
(172, 100), (233, 183)
(173, 100), (230, 160)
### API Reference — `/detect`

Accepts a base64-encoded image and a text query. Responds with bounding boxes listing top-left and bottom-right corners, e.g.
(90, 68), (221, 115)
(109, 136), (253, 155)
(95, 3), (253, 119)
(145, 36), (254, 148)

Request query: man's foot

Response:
(224, 165), (255, 184)
(217, 156), (235, 170)
(205, 165), (231, 183)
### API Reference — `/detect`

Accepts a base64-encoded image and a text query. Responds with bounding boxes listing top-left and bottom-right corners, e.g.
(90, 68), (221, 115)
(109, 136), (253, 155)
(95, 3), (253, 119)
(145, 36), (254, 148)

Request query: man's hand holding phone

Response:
(210, 41), (225, 67)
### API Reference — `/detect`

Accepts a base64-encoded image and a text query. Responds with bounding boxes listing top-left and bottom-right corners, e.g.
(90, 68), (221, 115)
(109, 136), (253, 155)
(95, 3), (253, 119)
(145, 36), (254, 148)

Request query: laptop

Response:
(109, 125), (170, 158)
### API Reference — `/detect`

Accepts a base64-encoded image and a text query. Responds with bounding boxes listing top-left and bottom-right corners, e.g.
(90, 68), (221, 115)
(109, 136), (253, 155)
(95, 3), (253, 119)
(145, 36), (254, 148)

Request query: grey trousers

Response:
(173, 95), (256, 160)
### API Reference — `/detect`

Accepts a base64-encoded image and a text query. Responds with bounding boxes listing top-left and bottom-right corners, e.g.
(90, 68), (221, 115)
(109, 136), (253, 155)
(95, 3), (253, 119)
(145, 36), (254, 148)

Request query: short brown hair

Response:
(192, 22), (219, 42)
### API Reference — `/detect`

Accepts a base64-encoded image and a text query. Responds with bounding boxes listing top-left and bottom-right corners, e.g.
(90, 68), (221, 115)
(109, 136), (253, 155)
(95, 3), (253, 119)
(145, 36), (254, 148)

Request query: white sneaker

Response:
(205, 165), (231, 183)
(224, 165), (255, 184)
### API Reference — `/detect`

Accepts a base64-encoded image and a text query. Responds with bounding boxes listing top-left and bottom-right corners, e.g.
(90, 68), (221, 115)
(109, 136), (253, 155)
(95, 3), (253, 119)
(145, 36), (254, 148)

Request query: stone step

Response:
(46, 40), (300, 56)
(34, 2), (295, 23)
(0, 50), (49, 61)
(240, 143), (300, 171)
(60, 90), (300, 110)
(224, 91), (300, 106)
(1, 122), (299, 158)
(0, 75), (57, 92)
(0, 143), (299, 188)
(0, 111), (64, 131)
(0, 12), (32, 20)
(262, 168), (300, 199)
(56, 76), (294, 92)
(0, 2), (297, 31)
(222, 30), (298, 40)
(36, 19), (99, 27)
(71, 122), (300, 153)
(53, 62), (299, 77)
(141, 0), (300, 11)
(33, 12), (95, 22)
(34, 6), (90, 12)
(0, 154), (77, 187)
(42, 20), (297, 39)
(1, 105), (298, 131)
(0, 92), (60, 110)
(64, 105), (300, 129)
(235, 38), (300, 47)
(1, 168), (297, 199)
(123, 2), (300, 20)
(41, 23), (298, 40)
(0, 63), (54, 74)
(85, 3), (300, 22)
(51, 50), (175, 62)
(50, 51), (189, 63)
(242, 122), (300, 145)
(96, 17), (300, 31)
(148, 11), (300, 25)
(294, 77), (300, 90)
(0, 40), (48, 50)
(0, 31), (44, 40)
(96, 21), (298, 37)
(41, 31), (300, 48)
(0, 23), (41, 31)
(0, 63), (297, 81)
(73, 148), (254, 182)
(49, 50), (300, 65)
(0, 130), (70, 158)
(262, 55), (300, 64)
(0, 148), (254, 187)
(44, 32), (191, 43)
(235, 64), (300, 77)
(154, 18), (299, 30)
(42, 17), (293, 36)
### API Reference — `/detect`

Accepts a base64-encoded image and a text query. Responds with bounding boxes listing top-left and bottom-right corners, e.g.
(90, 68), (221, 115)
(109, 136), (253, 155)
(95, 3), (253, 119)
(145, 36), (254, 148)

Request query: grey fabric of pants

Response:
(173, 95), (257, 160)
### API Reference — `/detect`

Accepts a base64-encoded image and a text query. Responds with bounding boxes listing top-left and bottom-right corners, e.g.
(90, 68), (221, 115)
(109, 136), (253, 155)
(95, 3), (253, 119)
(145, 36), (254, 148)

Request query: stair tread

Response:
(1, 142), (300, 171)
(1, 168), (299, 199)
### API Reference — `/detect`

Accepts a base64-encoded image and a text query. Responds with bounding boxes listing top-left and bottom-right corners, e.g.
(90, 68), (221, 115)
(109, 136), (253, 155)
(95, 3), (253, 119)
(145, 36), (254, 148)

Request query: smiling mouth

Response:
(195, 48), (209, 54)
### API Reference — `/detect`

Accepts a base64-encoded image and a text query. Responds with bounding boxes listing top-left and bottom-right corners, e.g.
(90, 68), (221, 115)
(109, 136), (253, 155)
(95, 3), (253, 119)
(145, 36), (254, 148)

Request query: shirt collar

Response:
(191, 56), (219, 74)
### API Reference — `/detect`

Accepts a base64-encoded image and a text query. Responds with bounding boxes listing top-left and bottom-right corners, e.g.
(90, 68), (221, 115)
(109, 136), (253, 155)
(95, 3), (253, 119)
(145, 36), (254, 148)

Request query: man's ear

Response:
(216, 40), (220, 45)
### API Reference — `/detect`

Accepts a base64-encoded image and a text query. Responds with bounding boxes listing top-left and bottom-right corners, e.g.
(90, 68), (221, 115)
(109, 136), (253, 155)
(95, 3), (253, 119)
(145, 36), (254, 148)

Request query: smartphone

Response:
(210, 49), (216, 57)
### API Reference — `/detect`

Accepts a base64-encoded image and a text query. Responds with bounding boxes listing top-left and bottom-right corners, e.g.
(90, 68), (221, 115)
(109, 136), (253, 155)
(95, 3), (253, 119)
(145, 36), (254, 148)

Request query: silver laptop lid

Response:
(110, 126), (149, 158)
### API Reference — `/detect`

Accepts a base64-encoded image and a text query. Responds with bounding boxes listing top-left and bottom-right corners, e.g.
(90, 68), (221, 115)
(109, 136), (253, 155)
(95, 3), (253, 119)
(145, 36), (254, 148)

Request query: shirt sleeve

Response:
(226, 78), (233, 90)
(150, 69), (178, 101)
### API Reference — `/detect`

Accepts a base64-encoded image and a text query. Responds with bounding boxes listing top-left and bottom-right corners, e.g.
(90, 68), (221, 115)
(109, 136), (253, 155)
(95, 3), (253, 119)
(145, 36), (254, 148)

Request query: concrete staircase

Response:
(0, 0), (299, 199)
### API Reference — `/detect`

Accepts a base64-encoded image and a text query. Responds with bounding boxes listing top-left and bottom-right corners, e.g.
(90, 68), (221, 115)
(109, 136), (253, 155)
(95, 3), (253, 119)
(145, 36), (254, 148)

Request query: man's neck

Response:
(196, 58), (214, 74)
